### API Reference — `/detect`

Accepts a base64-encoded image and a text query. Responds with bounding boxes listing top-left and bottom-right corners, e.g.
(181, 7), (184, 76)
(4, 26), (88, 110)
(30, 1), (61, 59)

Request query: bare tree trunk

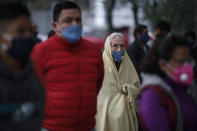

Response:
(105, 0), (116, 33)
(130, 0), (138, 26)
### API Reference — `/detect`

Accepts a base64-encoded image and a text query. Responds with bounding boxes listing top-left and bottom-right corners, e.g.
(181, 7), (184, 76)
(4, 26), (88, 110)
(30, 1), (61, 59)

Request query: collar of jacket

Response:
(141, 73), (172, 93)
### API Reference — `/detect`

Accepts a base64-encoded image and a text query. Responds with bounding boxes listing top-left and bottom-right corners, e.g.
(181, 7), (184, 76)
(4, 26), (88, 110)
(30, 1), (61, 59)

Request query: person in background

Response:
(32, 23), (47, 42)
(96, 32), (140, 131)
(47, 30), (55, 38)
(185, 30), (197, 83)
(127, 24), (150, 78)
(31, 1), (104, 131)
(147, 20), (171, 48)
(138, 35), (197, 131)
(0, 3), (45, 131)
(32, 23), (42, 43)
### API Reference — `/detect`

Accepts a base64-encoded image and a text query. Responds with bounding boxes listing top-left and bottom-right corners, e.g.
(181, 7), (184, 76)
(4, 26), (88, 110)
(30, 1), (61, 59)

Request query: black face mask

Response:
(188, 41), (195, 47)
(7, 37), (36, 62)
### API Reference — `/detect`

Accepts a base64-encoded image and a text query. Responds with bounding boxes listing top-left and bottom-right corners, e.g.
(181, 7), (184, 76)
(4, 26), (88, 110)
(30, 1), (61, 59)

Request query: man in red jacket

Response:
(31, 1), (104, 131)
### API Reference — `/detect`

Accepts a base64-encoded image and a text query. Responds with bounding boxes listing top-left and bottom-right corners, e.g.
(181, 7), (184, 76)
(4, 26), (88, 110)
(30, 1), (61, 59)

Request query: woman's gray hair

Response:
(109, 32), (125, 43)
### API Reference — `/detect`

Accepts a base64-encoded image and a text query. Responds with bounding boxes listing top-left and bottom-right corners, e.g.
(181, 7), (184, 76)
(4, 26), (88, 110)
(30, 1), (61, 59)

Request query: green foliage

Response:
(0, 0), (27, 5)
(29, 0), (50, 9)
(74, 0), (91, 10)
(1, 0), (91, 10)
(141, 0), (197, 34)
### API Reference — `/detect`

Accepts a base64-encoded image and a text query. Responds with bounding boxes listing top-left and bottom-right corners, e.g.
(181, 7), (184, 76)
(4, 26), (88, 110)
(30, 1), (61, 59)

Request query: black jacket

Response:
(190, 44), (197, 82)
(0, 59), (45, 131)
(126, 41), (149, 76)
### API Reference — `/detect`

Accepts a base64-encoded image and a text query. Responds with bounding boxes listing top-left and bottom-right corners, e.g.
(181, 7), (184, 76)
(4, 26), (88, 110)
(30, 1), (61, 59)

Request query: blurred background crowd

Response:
(0, 0), (197, 131)
(1, 0), (197, 46)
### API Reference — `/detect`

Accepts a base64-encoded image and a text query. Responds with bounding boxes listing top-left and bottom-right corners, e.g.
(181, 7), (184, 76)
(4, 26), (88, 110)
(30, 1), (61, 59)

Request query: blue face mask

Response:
(61, 24), (82, 43)
(7, 37), (36, 62)
(140, 34), (150, 44)
(188, 42), (195, 47)
(111, 51), (124, 64)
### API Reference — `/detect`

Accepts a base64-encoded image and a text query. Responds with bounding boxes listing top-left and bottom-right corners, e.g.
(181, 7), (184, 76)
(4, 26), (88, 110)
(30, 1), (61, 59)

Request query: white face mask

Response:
(1, 33), (12, 51)
(3, 33), (12, 41)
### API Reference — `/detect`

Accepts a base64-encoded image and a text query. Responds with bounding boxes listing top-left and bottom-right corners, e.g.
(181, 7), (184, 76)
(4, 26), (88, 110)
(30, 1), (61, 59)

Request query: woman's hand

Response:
(117, 85), (128, 94)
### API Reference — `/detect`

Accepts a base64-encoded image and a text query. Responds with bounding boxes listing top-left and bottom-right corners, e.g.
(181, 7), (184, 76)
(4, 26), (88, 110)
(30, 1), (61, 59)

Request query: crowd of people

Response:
(0, 1), (197, 131)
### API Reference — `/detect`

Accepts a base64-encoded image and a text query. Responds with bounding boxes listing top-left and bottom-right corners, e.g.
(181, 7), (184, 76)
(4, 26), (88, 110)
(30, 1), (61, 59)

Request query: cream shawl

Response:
(96, 35), (140, 131)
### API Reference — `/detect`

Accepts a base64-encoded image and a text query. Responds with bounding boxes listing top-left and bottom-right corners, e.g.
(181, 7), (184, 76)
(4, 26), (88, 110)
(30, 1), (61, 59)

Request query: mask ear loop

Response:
(185, 58), (195, 68)
(191, 58), (196, 67)
(160, 59), (174, 79)
(56, 22), (63, 32)
(55, 22), (64, 38)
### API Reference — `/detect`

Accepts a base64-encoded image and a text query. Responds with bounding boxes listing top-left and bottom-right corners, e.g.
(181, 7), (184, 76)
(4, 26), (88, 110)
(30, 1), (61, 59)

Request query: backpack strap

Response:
(138, 85), (183, 131)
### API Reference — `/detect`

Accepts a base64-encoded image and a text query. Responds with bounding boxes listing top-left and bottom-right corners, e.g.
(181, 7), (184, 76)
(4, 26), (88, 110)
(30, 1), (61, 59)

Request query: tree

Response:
(141, 0), (197, 33)
(104, 0), (140, 33)
(0, 0), (91, 10)
(0, 0), (26, 5)
(128, 0), (139, 25)
(104, 0), (116, 33)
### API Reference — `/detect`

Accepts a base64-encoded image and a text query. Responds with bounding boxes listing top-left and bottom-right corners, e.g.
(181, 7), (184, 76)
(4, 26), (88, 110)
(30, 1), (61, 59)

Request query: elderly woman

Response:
(96, 32), (140, 131)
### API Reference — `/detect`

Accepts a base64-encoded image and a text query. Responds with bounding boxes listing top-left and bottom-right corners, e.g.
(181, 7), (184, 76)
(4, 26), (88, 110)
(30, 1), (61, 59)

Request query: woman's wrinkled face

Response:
(110, 35), (125, 52)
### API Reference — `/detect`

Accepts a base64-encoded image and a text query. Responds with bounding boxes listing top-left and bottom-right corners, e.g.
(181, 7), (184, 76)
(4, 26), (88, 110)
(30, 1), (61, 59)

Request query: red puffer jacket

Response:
(31, 34), (104, 131)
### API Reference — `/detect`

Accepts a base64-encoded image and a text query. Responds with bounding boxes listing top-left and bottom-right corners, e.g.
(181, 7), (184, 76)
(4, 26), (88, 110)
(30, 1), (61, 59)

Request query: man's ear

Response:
(52, 22), (57, 32)
(136, 33), (141, 41)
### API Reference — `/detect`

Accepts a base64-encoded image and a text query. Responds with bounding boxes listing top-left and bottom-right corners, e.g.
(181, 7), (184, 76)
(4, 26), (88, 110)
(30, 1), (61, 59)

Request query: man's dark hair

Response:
(133, 24), (147, 39)
(141, 35), (188, 77)
(53, 1), (81, 22)
(185, 30), (196, 40)
(0, 3), (30, 21)
(156, 20), (171, 32)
